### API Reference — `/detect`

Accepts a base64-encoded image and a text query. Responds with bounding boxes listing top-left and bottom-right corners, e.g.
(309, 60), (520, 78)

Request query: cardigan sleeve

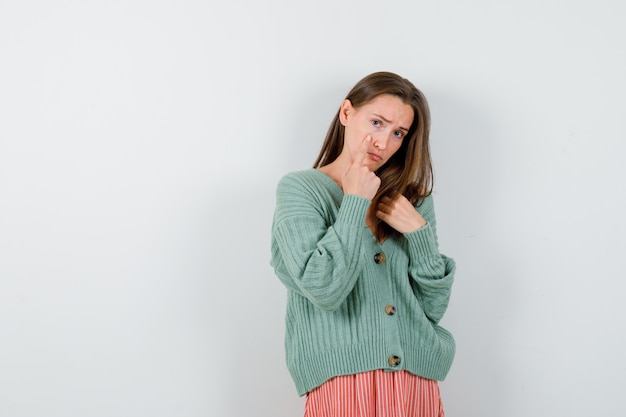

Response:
(270, 173), (371, 311)
(403, 195), (456, 324)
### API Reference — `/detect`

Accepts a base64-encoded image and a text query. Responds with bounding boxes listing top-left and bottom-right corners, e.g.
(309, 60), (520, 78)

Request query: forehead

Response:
(360, 94), (413, 124)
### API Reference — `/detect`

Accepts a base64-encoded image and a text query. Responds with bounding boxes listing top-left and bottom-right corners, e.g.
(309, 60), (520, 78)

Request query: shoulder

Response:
(273, 169), (341, 222)
(415, 193), (434, 210)
(276, 169), (318, 197)
(277, 169), (317, 188)
(275, 169), (324, 207)
(277, 169), (340, 196)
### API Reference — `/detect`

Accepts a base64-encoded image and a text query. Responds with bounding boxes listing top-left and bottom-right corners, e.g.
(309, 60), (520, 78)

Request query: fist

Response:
(342, 136), (381, 200)
(376, 193), (426, 234)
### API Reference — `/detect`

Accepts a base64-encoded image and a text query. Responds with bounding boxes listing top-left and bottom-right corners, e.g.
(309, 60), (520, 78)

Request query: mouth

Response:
(367, 152), (382, 162)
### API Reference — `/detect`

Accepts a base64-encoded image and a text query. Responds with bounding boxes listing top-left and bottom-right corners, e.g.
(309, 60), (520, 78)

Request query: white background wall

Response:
(1, 0), (625, 416)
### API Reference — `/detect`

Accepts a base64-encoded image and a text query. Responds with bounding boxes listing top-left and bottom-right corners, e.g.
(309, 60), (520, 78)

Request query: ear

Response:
(339, 99), (353, 126)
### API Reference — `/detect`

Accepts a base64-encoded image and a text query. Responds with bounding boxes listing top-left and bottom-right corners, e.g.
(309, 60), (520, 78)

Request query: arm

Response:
(271, 173), (371, 311)
(404, 195), (455, 324)
(376, 193), (455, 324)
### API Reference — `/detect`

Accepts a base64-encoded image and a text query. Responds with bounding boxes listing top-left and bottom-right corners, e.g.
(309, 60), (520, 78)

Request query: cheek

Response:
(345, 125), (366, 147)
(342, 130), (361, 155)
(388, 140), (404, 157)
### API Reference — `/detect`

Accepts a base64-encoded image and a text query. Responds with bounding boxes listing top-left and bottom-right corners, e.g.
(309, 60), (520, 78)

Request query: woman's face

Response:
(339, 94), (414, 172)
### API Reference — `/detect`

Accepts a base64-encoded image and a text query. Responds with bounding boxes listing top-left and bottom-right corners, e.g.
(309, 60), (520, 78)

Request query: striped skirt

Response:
(304, 370), (444, 417)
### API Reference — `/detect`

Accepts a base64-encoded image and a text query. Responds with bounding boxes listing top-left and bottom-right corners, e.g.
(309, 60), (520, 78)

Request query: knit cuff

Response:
(404, 223), (440, 259)
(336, 194), (370, 227)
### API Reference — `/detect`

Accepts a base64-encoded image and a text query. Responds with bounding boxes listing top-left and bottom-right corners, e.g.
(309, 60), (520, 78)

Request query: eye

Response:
(371, 120), (381, 127)
(394, 131), (405, 139)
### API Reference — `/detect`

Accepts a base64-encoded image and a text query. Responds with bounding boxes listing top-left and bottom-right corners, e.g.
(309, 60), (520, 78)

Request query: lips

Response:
(367, 152), (382, 162)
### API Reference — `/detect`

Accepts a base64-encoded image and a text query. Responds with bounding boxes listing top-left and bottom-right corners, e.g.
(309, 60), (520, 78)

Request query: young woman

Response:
(271, 72), (456, 417)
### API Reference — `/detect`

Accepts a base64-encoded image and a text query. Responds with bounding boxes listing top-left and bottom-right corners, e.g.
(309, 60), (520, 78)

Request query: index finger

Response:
(356, 135), (371, 165)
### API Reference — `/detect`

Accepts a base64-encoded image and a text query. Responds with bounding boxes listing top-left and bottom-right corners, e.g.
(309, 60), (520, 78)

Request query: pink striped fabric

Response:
(304, 370), (444, 417)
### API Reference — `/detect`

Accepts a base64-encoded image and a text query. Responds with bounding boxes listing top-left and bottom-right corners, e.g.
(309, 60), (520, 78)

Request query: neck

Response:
(318, 158), (349, 190)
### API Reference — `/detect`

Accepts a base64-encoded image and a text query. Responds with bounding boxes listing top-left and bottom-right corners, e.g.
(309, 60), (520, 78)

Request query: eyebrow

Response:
(373, 113), (409, 132)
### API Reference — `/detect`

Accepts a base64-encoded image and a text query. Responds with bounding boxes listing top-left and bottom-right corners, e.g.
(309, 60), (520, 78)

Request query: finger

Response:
(356, 135), (371, 165)
(380, 196), (398, 210)
(376, 209), (390, 223)
(377, 203), (390, 214)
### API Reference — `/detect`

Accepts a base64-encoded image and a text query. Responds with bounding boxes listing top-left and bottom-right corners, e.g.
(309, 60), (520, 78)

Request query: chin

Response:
(372, 161), (386, 170)
(366, 162), (381, 171)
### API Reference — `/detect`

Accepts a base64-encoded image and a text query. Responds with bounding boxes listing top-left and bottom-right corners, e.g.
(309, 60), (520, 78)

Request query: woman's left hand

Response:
(376, 193), (427, 234)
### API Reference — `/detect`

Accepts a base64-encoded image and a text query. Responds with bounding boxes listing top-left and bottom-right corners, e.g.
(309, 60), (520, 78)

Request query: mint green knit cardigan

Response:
(271, 169), (456, 396)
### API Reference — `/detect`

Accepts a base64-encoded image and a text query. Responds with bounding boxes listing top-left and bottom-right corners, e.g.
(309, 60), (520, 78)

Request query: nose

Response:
(373, 134), (388, 150)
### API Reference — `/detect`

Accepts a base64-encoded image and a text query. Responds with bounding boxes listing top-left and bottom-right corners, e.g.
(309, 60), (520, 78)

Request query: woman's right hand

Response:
(342, 136), (381, 200)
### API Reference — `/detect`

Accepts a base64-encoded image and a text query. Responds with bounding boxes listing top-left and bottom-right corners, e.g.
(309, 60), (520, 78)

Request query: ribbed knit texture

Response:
(271, 169), (456, 396)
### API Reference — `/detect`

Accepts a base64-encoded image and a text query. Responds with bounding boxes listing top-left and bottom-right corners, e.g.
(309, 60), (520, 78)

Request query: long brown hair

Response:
(313, 72), (433, 241)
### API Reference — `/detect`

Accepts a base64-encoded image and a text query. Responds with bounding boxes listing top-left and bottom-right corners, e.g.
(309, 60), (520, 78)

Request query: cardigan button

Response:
(385, 304), (396, 315)
(373, 252), (386, 264)
(388, 355), (401, 367)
